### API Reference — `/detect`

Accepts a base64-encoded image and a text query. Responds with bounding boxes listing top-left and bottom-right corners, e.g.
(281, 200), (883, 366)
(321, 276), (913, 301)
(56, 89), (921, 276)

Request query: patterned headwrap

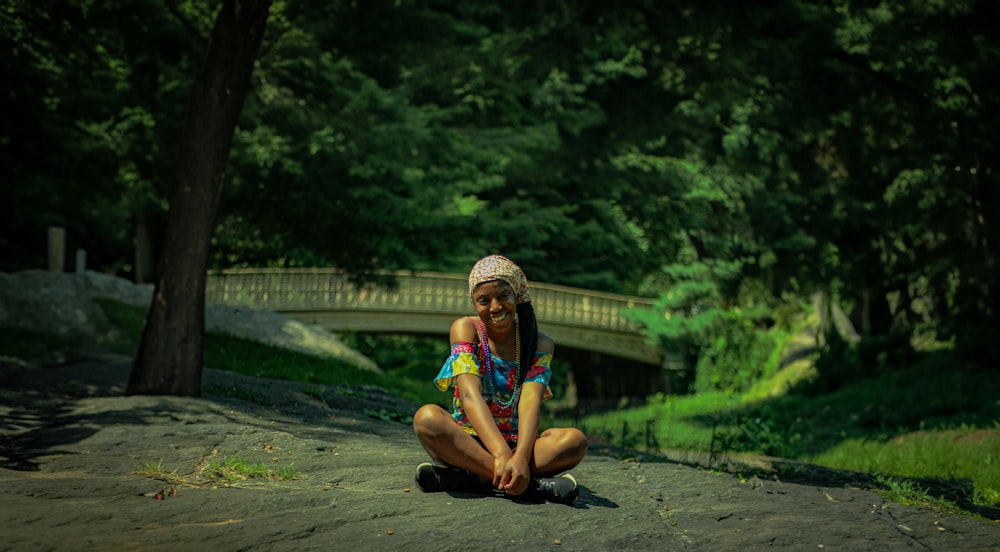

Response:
(468, 255), (532, 304)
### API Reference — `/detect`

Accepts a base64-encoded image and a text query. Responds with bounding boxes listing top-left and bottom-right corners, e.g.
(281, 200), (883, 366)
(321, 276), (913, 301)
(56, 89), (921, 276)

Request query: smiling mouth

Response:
(489, 312), (510, 324)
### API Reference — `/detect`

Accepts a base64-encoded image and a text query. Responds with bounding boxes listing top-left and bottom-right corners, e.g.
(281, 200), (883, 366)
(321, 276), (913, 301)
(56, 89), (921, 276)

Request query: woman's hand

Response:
(496, 451), (531, 495)
(491, 449), (512, 489)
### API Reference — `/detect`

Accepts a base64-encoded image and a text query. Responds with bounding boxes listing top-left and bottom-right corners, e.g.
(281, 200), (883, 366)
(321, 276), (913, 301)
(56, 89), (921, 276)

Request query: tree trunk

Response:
(127, 0), (271, 396)
(133, 213), (155, 284)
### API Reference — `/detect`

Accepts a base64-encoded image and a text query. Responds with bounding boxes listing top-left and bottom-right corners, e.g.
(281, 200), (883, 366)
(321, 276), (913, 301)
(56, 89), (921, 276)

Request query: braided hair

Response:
(515, 302), (538, 385)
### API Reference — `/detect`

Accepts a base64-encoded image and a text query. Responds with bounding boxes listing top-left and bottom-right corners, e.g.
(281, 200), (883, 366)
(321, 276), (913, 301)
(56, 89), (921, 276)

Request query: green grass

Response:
(547, 351), (1000, 516)
(872, 474), (972, 516)
(810, 427), (1000, 508)
(136, 456), (300, 486)
(204, 455), (299, 483)
(203, 332), (378, 385)
(202, 331), (446, 407)
(134, 459), (181, 483)
(561, 391), (743, 452)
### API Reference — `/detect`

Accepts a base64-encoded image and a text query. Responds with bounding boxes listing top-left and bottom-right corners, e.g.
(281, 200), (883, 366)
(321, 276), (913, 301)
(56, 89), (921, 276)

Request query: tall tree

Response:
(0, 0), (194, 274)
(127, 0), (271, 396)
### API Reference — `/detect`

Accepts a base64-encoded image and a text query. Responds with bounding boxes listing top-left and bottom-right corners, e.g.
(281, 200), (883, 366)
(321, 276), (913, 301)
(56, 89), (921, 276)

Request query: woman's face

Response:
(473, 280), (517, 332)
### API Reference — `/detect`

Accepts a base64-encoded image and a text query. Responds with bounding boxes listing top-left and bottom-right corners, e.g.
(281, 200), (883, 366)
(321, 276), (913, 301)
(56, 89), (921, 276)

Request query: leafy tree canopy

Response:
(3, 0), (997, 368)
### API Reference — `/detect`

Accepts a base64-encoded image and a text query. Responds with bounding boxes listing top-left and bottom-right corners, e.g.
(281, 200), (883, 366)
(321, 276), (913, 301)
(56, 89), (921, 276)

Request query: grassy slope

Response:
(548, 348), (1000, 517)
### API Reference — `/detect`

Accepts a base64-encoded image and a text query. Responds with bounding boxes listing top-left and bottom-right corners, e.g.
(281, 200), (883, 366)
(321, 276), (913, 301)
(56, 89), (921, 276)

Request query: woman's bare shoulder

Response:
(537, 330), (555, 353)
(449, 316), (479, 342)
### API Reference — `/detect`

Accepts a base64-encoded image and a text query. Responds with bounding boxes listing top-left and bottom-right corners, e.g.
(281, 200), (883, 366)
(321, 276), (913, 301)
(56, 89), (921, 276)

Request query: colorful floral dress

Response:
(434, 341), (553, 441)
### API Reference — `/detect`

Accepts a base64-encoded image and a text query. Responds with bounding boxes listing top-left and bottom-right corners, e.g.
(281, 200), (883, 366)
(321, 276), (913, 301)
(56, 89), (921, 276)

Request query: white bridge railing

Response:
(205, 268), (661, 364)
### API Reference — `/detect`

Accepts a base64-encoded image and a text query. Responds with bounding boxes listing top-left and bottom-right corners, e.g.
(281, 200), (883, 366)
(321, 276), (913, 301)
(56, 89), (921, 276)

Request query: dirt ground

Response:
(2, 357), (999, 551)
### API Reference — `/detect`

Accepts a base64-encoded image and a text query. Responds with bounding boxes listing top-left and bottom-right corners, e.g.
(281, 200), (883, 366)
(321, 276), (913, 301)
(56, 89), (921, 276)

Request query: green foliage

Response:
(625, 258), (785, 395)
(1, 0), (196, 274)
(545, 357), (572, 404)
(337, 332), (450, 407)
(694, 322), (778, 395)
(726, 354), (1000, 459)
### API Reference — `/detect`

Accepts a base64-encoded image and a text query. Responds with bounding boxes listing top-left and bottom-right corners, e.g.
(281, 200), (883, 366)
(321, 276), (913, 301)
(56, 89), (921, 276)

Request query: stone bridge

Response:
(205, 268), (662, 366)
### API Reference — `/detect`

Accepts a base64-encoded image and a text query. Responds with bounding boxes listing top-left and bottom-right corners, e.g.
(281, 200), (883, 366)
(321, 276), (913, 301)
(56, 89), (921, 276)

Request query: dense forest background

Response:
(2, 0), (998, 391)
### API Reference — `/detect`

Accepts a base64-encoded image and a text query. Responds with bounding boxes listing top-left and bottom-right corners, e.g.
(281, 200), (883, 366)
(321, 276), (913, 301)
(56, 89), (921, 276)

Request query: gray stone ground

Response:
(2, 358), (999, 552)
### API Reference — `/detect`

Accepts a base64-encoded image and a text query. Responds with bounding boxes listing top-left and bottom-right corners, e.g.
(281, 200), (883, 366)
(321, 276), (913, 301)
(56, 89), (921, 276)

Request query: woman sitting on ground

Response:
(412, 254), (588, 505)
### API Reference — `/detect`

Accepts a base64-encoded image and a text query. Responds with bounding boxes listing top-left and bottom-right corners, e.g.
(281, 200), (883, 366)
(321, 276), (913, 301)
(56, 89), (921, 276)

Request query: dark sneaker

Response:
(526, 473), (579, 505)
(415, 462), (489, 493)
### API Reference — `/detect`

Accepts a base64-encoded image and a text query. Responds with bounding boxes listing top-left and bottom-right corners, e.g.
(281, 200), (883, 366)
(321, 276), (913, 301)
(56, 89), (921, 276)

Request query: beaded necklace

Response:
(477, 319), (521, 414)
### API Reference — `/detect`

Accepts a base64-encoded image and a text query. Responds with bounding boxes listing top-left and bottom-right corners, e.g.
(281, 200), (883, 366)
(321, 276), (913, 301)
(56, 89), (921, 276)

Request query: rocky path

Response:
(2, 358), (999, 551)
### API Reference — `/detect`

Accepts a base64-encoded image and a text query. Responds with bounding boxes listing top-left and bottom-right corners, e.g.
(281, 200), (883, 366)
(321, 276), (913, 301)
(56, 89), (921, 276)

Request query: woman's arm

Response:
(514, 331), (555, 461)
(514, 381), (545, 457)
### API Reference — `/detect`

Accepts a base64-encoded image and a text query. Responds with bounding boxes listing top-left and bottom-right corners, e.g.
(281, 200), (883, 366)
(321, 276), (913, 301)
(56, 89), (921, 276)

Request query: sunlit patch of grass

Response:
(135, 459), (181, 483)
(743, 357), (817, 402)
(136, 456), (299, 487)
(809, 427), (1000, 508)
(873, 475), (968, 516)
(204, 455), (298, 483)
